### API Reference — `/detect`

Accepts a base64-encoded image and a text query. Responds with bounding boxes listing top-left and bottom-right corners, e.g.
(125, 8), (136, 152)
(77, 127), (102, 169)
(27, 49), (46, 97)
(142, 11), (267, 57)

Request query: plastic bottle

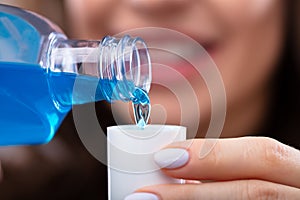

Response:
(0, 4), (151, 145)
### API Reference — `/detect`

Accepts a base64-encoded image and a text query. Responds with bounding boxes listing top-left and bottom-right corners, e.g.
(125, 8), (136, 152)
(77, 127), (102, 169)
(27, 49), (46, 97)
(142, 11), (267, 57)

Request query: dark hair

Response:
(263, 0), (300, 149)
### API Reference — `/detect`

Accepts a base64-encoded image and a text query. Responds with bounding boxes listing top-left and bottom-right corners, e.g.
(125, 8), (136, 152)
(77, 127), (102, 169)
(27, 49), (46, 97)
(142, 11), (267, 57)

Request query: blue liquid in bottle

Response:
(0, 62), (66, 145)
(0, 4), (151, 145)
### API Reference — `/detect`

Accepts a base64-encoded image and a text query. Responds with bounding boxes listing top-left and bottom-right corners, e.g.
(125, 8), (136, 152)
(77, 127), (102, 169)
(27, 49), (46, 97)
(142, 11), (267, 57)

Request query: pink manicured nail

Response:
(154, 148), (189, 169)
(124, 192), (159, 200)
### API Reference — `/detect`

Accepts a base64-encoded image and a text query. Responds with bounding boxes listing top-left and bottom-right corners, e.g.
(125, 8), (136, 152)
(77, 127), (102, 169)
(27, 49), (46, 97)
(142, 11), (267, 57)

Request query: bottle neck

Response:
(45, 35), (151, 104)
(49, 38), (102, 76)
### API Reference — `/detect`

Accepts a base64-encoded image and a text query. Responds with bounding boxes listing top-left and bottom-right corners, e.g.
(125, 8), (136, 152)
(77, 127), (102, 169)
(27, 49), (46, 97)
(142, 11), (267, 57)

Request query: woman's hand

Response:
(125, 137), (300, 200)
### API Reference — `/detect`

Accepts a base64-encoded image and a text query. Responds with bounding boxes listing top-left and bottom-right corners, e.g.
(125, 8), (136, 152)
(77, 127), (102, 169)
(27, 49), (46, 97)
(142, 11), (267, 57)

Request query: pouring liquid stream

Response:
(131, 88), (151, 129)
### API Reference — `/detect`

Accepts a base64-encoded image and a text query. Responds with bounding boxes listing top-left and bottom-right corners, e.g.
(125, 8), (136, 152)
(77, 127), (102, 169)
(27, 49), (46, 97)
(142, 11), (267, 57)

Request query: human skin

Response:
(65, 0), (283, 138)
(65, 0), (300, 199)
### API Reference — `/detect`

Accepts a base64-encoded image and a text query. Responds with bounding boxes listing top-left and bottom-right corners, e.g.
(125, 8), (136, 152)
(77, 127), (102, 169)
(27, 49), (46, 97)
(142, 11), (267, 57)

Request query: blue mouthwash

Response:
(132, 88), (151, 128)
(0, 4), (151, 145)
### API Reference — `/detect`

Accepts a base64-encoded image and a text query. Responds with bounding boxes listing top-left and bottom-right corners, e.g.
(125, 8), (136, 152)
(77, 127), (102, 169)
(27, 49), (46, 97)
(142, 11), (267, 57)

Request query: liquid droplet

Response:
(131, 87), (151, 129)
(133, 103), (151, 128)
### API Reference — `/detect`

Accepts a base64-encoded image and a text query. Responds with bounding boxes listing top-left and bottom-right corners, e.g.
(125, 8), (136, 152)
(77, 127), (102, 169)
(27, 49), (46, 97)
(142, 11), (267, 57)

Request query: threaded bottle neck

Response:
(46, 35), (151, 104)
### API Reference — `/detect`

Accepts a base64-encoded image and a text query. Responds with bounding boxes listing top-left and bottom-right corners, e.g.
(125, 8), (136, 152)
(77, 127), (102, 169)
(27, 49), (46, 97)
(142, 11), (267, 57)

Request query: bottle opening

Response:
(47, 35), (151, 105)
(99, 35), (151, 102)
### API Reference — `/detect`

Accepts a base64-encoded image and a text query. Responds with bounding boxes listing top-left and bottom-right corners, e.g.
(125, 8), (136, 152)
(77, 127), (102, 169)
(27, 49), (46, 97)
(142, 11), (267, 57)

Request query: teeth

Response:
(148, 41), (207, 63)
(151, 41), (203, 53)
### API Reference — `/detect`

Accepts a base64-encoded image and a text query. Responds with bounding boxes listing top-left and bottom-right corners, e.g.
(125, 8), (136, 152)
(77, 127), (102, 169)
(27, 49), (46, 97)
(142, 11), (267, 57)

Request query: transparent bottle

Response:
(0, 4), (151, 145)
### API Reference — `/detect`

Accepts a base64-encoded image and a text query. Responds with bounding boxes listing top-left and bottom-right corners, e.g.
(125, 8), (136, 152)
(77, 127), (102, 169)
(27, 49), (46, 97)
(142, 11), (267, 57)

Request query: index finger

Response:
(154, 137), (300, 188)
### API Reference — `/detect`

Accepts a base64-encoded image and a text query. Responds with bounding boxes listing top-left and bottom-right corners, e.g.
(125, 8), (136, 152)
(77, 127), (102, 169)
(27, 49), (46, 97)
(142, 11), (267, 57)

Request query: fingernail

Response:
(186, 180), (202, 184)
(124, 192), (159, 200)
(154, 148), (189, 169)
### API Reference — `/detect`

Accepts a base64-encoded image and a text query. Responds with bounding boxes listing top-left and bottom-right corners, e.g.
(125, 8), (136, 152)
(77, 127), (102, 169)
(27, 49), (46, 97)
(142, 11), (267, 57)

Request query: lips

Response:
(146, 39), (218, 84)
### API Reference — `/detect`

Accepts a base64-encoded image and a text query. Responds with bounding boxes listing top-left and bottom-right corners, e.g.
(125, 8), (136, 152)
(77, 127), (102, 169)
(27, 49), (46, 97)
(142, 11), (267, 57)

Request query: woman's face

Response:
(66, 0), (285, 137)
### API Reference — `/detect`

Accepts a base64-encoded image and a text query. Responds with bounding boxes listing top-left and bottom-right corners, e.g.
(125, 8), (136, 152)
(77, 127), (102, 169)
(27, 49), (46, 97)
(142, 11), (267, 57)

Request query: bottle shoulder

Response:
(0, 4), (66, 64)
(0, 4), (64, 36)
